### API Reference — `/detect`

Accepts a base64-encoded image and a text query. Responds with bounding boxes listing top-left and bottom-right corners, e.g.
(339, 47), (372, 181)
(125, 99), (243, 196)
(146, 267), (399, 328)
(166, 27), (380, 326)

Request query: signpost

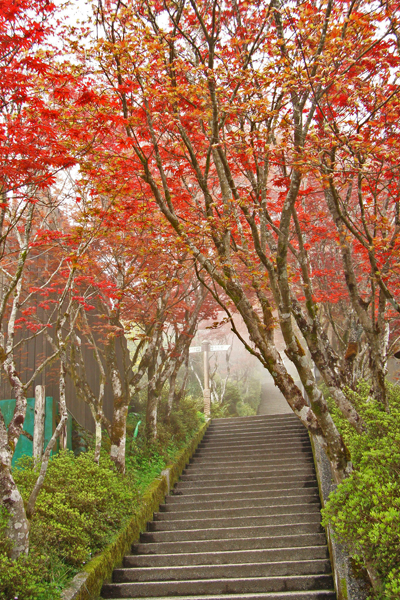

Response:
(189, 342), (231, 417)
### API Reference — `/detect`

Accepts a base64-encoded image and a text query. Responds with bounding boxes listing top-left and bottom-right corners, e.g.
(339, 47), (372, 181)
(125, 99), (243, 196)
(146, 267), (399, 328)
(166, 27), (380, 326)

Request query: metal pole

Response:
(202, 341), (211, 416)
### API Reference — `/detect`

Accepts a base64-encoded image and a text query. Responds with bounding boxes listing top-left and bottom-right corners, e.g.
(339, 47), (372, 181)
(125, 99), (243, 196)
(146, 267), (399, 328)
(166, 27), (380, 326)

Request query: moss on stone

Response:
(61, 420), (209, 600)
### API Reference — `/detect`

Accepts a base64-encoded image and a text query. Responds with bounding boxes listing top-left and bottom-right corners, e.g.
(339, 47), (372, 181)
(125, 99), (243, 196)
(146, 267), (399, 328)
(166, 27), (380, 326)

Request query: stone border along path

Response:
(101, 414), (337, 600)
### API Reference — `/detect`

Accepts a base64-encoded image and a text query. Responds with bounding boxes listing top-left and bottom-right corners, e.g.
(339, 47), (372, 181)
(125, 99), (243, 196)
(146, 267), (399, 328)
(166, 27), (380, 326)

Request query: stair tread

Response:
(113, 559), (332, 582)
(104, 593), (336, 600)
(124, 546), (329, 566)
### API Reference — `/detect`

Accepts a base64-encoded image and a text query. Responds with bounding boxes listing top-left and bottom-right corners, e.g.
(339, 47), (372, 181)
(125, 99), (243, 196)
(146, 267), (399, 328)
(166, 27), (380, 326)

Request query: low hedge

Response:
(61, 420), (209, 600)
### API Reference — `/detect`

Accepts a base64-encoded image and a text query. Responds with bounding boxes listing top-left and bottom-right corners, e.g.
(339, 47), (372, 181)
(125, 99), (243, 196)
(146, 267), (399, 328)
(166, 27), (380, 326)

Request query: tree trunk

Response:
(33, 385), (45, 465)
(146, 350), (158, 439)
(167, 369), (178, 418)
(146, 390), (158, 440)
(104, 317), (129, 473)
(26, 346), (69, 519)
(109, 396), (128, 473)
(0, 415), (30, 558)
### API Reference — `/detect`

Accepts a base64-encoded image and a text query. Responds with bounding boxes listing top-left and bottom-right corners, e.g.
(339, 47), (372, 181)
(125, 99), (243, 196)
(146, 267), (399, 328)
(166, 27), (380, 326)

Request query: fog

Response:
(192, 312), (300, 415)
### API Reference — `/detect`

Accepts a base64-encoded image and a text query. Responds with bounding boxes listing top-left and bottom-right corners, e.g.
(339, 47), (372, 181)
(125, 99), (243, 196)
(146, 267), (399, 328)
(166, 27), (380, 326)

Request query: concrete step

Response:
(154, 502), (321, 521)
(197, 434), (310, 452)
(200, 431), (308, 444)
(179, 466), (315, 483)
(101, 592), (336, 600)
(166, 486), (319, 504)
(202, 426), (306, 437)
(173, 476), (317, 496)
(123, 545), (330, 568)
(193, 446), (312, 460)
(159, 487), (320, 510)
(102, 573), (334, 598)
(113, 559), (332, 582)
(207, 415), (298, 426)
(132, 532), (329, 555)
(148, 512), (321, 531)
(189, 452), (314, 465)
(153, 502), (320, 521)
(195, 439), (311, 453)
(140, 522), (323, 544)
(200, 430), (309, 443)
(186, 456), (315, 473)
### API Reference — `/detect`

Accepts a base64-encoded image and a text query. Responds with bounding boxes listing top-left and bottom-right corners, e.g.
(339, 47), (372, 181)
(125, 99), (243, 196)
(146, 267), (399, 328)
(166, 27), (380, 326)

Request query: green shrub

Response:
(14, 451), (138, 567)
(236, 401), (256, 417)
(126, 394), (204, 490)
(1, 391), (203, 599)
(0, 506), (61, 600)
(321, 382), (400, 598)
(211, 401), (229, 418)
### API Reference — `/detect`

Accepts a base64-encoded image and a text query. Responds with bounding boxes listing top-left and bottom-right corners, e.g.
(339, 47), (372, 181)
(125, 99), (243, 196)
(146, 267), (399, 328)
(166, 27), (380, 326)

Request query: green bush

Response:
(14, 451), (138, 567)
(236, 400), (256, 417)
(321, 382), (400, 598)
(0, 506), (61, 600)
(126, 394), (204, 490)
(1, 392), (204, 599)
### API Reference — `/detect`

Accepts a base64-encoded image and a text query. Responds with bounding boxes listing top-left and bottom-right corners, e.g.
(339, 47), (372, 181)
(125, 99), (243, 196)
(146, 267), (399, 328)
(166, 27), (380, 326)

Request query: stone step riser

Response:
(104, 593), (336, 600)
(194, 440), (311, 460)
(123, 545), (330, 568)
(197, 441), (310, 451)
(148, 512), (322, 531)
(132, 532), (329, 555)
(193, 447), (312, 458)
(162, 493), (320, 512)
(141, 522), (323, 544)
(208, 415), (298, 425)
(179, 467), (315, 483)
(189, 453), (314, 466)
(166, 487), (319, 504)
(154, 503), (321, 520)
(201, 429), (308, 442)
(201, 432), (307, 443)
(102, 574), (334, 598)
(173, 478), (317, 495)
(200, 427), (308, 444)
(198, 438), (311, 449)
(113, 559), (332, 582)
(181, 468), (314, 480)
(102, 592), (336, 600)
(186, 457), (315, 472)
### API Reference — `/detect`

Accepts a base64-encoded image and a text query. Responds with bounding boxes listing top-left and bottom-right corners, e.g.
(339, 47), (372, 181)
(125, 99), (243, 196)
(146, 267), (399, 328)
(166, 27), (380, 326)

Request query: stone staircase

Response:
(101, 414), (336, 600)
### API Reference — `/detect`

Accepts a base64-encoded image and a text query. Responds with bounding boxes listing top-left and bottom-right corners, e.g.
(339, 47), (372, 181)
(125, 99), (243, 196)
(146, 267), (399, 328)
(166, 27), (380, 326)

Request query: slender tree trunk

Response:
(146, 391), (158, 440)
(102, 311), (129, 473)
(109, 409), (128, 472)
(109, 386), (128, 473)
(26, 348), (69, 518)
(0, 415), (29, 558)
(146, 351), (157, 439)
(33, 385), (46, 465)
(167, 369), (178, 418)
(94, 417), (102, 463)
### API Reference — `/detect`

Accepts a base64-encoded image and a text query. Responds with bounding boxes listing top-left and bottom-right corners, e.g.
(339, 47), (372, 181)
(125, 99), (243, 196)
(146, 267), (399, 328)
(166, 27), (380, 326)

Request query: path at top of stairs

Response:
(101, 413), (336, 600)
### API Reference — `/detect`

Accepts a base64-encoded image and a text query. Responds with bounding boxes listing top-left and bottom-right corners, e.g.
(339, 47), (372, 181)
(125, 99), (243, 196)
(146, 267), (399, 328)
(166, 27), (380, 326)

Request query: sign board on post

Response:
(210, 345), (230, 352)
(189, 346), (202, 354)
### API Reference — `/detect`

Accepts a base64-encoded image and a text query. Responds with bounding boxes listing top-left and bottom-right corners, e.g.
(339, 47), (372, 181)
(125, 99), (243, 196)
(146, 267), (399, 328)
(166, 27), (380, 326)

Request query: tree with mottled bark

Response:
(70, 0), (400, 481)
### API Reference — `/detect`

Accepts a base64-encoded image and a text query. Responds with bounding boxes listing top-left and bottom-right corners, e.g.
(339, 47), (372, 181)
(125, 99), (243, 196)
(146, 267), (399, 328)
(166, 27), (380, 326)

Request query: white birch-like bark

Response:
(33, 385), (46, 464)
(26, 347), (68, 519)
